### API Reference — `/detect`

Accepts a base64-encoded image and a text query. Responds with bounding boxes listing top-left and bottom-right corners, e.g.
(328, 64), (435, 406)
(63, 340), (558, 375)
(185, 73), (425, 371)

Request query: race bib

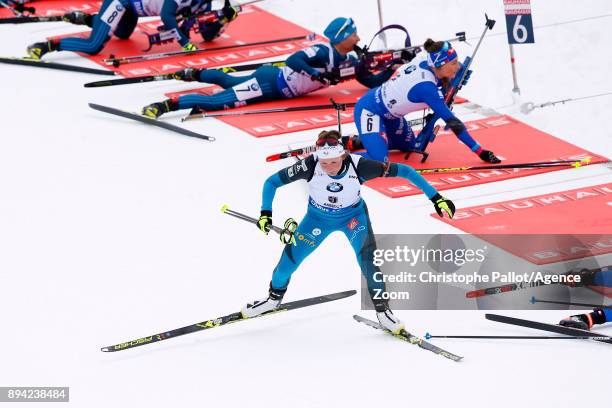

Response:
(100, 0), (126, 31)
(360, 109), (381, 133)
(232, 78), (264, 102)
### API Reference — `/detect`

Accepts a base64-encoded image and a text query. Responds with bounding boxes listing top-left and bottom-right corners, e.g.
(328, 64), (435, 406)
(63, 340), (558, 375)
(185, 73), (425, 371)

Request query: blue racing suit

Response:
(260, 153), (438, 311)
(57, 0), (212, 55)
(176, 42), (394, 111)
(354, 56), (482, 162)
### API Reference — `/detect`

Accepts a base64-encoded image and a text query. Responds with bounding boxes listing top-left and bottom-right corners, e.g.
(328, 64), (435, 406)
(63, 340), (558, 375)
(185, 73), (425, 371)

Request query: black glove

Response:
(479, 150), (501, 164)
(12, 1), (35, 14)
(172, 68), (201, 81)
(221, 0), (238, 22)
(312, 71), (340, 86)
(257, 210), (272, 234)
(399, 49), (417, 63)
(62, 11), (93, 26)
(431, 193), (455, 218)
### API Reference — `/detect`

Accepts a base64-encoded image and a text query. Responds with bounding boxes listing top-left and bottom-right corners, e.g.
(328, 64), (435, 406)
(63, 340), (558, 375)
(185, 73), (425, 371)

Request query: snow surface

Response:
(0, 1), (611, 407)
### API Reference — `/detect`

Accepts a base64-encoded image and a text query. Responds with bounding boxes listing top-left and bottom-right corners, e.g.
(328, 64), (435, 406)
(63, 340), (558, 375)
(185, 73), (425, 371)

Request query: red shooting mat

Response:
(50, 5), (321, 77)
(0, 0), (99, 17)
(166, 80), (370, 137)
(434, 183), (612, 264)
(365, 115), (609, 198)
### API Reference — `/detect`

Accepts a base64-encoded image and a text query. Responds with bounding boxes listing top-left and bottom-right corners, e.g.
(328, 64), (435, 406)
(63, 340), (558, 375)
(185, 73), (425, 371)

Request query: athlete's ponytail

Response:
(424, 38), (445, 53)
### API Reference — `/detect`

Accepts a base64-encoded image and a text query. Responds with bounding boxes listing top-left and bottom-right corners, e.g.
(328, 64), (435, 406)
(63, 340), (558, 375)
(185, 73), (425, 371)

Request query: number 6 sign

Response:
(504, 0), (535, 44)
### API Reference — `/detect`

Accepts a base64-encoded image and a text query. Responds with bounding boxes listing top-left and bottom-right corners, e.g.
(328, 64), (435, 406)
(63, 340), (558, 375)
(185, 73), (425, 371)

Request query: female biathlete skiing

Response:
(241, 129), (456, 334)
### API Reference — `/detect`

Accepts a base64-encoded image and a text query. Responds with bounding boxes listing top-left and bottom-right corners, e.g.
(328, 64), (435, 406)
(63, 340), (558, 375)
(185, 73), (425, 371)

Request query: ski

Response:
(84, 73), (173, 88)
(485, 314), (612, 345)
(466, 266), (602, 298)
(83, 60), (287, 88)
(88, 103), (216, 141)
(101, 289), (356, 352)
(353, 315), (463, 361)
(0, 15), (63, 24)
(104, 33), (316, 67)
(0, 57), (115, 75)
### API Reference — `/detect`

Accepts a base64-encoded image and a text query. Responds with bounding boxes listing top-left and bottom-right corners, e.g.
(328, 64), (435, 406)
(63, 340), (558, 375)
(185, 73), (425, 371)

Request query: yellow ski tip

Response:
(220, 204), (229, 213)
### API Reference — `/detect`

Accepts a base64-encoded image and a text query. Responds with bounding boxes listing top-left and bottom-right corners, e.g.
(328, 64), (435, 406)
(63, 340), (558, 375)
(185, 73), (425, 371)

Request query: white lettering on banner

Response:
(485, 117), (514, 127)
(267, 44), (298, 52)
(441, 175), (473, 184)
(531, 250), (561, 260)
(453, 185), (611, 219)
(503, 200), (538, 210)
(45, 8), (66, 15)
(472, 170), (506, 179)
(452, 211), (474, 220)
(560, 153), (591, 161)
(388, 186), (413, 193)
(127, 68), (153, 75)
(566, 191), (600, 200)
(593, 239), (612, 249)
(184, 58), (211, 66)
(238, 49), (270, 58)
(535, 195), (567, 205)
(473, 206), (507, 216)
(596, 186), (612, 194)
(252, 125), (279, 133)
(212, 54), (241, 63)
(309, 115), (335, 123)
(159, 63), (182, 71)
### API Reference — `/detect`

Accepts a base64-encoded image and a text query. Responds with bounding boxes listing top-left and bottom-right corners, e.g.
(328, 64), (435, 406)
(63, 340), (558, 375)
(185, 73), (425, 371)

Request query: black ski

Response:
(0, 57), (115, 75)
(84, 73), (172, 88)
(83, 60), (287, 88)
(88, 103), (216, 141)
(485, 314), (612, 345)
(353, 315), (463, 361)
(0, 15), (63, 24)
(101, 289), (356, 352)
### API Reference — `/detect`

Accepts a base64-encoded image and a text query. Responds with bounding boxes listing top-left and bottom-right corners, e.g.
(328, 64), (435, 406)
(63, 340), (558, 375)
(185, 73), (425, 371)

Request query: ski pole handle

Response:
(221, 205), (297, 244)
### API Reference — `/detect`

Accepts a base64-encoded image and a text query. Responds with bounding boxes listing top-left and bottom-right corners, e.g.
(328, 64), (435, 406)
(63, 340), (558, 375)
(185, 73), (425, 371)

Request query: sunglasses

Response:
(316, 137), (341, 147)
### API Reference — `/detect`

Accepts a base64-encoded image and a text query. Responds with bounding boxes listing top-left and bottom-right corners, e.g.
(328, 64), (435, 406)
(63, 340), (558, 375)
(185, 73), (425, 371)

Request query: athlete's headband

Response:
(426, 41), (458, 68)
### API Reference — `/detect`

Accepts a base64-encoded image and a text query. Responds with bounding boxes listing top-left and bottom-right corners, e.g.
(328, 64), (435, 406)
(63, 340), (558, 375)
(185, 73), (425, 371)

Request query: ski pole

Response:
(530, 296), (612, 309)
(104, 33), (316, 67)
(415, 157), (591, 174)
(183, 102), (358, 121)
(411, 14), (495, 162)
(466, 266), (607, 298)
(221, 205), (297, 245)
(425, 333), (612, 340)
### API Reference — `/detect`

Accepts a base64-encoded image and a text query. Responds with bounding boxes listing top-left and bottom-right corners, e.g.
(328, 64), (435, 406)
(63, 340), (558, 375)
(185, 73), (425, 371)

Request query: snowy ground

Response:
(1, 1), (611, 407)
